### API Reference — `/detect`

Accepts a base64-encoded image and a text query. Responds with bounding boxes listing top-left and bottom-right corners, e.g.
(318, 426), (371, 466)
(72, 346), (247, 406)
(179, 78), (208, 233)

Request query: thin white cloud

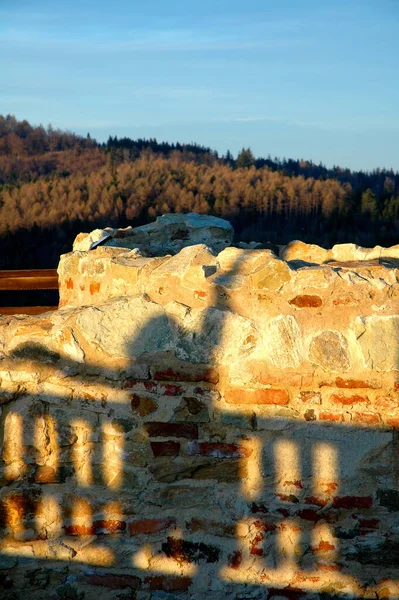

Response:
(0, 27), (310, 54)
(211, 115), (399, 133)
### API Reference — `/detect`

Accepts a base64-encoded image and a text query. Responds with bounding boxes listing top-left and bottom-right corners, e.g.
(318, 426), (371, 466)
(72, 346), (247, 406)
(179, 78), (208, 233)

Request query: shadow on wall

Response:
(1, 254), (399, 599)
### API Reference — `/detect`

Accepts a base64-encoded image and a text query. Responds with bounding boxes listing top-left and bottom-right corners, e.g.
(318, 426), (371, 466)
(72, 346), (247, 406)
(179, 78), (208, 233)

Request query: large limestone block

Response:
(72, 213), (234, 255)
(282, 240), (399, 266)
(110, 255), (170, 292)
(264, 315), (303, 368)
(282, 240), (330, 264)
(76, 296), (175, 359)
(250, 257), (293, 291)
(152, 244), (217, 277)
(309, 330), (350, 372)
(383, 244), (399, 261)
(175, 306), (257, 364)
(217, 247), (276, 275)
(72, 228), (114, 252)
(331, 243), (399, 262)
(145, 244), (219, 307)
(294, 265), (337, 289)
(331, 243), (373, 262)
(355, 315), (399, 371)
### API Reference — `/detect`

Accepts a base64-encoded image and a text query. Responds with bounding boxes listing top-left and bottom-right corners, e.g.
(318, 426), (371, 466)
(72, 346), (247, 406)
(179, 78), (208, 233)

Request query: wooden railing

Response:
(0, 269), (59, 315)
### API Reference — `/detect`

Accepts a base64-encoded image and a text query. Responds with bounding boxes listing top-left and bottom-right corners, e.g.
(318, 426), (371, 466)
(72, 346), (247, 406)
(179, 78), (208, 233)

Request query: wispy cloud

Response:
(211, 115), (399, 133)
(0, 26), (310, 54)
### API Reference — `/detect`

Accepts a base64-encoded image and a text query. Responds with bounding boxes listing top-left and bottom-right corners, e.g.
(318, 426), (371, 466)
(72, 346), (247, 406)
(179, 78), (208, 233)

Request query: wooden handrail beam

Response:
(0, 269), (58, 291)
(0, 269), (59, 313)
(0, 306), (58, 316)
(0, 269), (57, 279)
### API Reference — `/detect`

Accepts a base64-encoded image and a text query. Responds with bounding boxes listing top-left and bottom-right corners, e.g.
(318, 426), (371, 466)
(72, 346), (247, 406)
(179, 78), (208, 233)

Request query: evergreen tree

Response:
(236, 147), (255, 169)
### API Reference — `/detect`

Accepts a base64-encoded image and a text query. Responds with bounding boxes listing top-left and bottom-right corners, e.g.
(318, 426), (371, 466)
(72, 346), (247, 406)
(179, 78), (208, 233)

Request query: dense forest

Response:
(0, 114), (398, 270)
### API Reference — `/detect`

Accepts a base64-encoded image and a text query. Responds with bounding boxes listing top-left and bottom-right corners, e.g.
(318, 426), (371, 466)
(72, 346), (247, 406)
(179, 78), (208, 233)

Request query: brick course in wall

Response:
(0, 237), (399, 599)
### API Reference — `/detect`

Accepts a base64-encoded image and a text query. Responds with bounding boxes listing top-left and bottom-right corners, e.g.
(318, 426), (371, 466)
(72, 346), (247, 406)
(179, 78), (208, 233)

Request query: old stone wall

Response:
(1, 227), (399, 599)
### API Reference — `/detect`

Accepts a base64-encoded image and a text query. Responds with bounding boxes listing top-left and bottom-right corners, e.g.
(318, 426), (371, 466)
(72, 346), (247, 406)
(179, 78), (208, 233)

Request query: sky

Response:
(1, 0), (398, 170)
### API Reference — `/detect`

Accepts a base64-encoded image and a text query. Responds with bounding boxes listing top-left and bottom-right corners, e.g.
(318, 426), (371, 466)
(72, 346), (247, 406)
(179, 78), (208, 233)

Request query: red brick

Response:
(93, 520), (126, 534)
(319, 411), (347, 422)
(145, 576), (192, 591)
(352, 412), (380, 425)
(153, 366), (219, 384)
(314, 540), (335, 552)
(89, 281), (101, 295)
(228, 550), (243, 569)
(335, 377), (376, 389)
(162, 384), (184, 396)
(283, 480), (303, 489)
(129, 518), (175, 536)
(82, 573), (141, 589)
(187, 441), (252, 459)
(151, 441), (180, 457)
(289, 295), (322, 308)
(330, 394), (368, 405)
(250, 530), (264, 556)
(64, 524), (94, 536)
(324, 482), (339, 494)
(225, 388), (289, 406)
(333, 496), (373, 509)
(305, 495), (335, 507)
(145, 422), (198, 439)
(296, 509), (321, 523)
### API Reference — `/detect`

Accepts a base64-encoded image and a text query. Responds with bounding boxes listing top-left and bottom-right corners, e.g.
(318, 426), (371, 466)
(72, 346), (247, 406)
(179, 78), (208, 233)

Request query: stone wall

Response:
(1, 222), (399, 599)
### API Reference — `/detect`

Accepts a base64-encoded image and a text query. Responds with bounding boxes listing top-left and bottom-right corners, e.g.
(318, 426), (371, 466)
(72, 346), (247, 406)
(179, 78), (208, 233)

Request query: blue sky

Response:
(1, 0), (398, 170)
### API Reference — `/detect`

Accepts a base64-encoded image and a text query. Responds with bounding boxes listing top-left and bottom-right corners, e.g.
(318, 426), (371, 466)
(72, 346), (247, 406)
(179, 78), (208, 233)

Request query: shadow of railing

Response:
(1, 250), (398, 599)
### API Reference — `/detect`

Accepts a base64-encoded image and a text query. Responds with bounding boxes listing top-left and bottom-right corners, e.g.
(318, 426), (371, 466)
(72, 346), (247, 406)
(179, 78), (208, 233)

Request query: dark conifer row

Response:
(0, 115), (397, 269)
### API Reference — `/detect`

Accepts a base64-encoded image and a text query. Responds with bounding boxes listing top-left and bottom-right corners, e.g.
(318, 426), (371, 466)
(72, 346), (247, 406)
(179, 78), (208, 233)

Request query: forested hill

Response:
(0, 114), (398, 270)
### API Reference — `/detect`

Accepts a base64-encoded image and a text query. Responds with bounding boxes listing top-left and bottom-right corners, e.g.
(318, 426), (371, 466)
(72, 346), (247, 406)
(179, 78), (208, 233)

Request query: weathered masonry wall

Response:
(1, 230), (399, 599)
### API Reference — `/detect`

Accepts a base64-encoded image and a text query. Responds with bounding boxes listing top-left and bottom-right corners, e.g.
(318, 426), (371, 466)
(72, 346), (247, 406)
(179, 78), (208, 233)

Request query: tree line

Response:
(0, 114), (398, 270)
